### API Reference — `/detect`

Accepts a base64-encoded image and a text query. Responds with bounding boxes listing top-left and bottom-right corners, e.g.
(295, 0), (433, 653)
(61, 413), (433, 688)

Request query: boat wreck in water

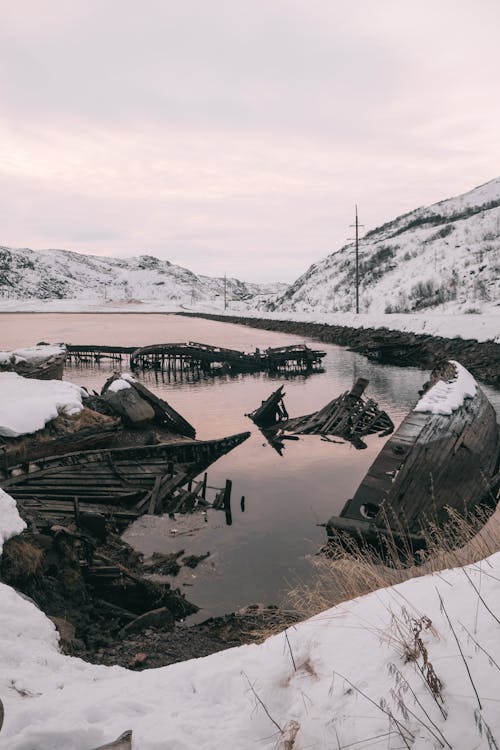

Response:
(0, 370), (249, 529)
(247, 378), (394, 448)
(0, 344), (66, 380)
(326, 361), (500, 549)
(0, 432), (249, 530)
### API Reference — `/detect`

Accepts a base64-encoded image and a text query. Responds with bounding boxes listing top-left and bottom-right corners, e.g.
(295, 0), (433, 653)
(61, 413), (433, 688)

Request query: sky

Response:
(1, 0), (499, 283)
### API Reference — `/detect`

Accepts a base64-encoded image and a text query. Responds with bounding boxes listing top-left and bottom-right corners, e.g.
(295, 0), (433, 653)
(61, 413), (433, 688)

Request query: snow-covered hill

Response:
(0, 246), (286, 308)
(269, 177), (500, 315)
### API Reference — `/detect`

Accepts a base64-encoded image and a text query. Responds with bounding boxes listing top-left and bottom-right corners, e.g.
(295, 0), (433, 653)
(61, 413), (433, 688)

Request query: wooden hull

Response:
(0, 351), (66, 380)
(1, 432), (250, 522)
(327, 375), (500, 544)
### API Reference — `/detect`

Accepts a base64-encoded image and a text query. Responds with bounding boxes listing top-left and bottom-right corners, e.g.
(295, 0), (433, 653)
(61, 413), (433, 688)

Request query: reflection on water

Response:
(2, 312), (499, 619)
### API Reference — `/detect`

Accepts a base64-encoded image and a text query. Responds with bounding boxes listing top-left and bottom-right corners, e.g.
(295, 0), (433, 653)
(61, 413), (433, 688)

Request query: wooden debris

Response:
(0, 432), (250, 528)
(248, 378), (394, 446)
(67, 340), (326, 375)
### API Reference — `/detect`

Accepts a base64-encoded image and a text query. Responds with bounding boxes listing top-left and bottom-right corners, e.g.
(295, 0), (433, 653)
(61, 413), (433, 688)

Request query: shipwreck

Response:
(326, 361), (500, 549)
(247, 378), (394, 449)
(0, 344), (66, 380)
(0, 371), (249, 530)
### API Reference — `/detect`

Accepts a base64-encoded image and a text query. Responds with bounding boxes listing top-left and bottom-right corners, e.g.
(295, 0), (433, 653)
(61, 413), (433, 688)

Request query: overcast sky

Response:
(1, 1), (499, 282)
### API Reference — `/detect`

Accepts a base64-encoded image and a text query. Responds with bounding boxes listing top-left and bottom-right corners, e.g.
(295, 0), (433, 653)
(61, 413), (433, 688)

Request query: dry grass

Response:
(286, 502), (500, 621)
(0, 538), (44, 584)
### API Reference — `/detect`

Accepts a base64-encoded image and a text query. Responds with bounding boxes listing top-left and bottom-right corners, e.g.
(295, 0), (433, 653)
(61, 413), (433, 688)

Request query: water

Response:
(2, 312), (499, 619)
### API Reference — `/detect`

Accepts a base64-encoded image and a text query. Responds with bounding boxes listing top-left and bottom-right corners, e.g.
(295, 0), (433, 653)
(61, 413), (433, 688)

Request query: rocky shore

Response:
(179, 313), (500, 389)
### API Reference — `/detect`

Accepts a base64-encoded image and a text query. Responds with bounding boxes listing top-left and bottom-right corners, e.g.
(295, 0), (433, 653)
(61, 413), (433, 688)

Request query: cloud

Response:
(0, 0), (499, 281)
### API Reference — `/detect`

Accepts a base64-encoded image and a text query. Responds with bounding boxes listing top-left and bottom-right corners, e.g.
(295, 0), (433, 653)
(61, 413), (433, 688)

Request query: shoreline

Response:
(177, 311), (500, 389)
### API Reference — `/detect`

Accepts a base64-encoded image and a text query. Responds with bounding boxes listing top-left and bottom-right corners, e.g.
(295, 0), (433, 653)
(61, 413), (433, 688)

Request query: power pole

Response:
(349, 205), (363, 314)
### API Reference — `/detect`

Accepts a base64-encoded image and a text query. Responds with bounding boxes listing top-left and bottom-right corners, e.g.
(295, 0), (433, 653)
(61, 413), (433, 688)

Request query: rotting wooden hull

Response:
(327, 373), (500, 546)
(0, 431), (250, 526)
(0, 351), (66, 381)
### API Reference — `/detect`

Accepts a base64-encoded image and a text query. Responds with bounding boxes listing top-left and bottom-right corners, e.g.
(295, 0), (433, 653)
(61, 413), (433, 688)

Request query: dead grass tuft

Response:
(286, 503), (500, 622)
(1, 538), (44, 584)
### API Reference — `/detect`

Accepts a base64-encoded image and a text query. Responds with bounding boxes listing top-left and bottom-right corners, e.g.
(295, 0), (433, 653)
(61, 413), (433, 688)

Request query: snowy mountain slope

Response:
(269, 177), (500, 315)
(0, 246), (287, 307)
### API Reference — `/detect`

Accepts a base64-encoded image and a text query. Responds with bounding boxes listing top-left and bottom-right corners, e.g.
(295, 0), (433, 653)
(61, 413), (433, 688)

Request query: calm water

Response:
(2, 313), (499, 619)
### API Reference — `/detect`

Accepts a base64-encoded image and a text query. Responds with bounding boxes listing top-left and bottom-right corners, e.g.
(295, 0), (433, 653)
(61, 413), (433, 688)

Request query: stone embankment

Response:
(179, 313), (500, 389)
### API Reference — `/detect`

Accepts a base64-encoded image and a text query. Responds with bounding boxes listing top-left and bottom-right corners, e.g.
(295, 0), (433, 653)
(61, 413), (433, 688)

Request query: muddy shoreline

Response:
(0, 516), (294, 670)
(178, 313), (500, 389)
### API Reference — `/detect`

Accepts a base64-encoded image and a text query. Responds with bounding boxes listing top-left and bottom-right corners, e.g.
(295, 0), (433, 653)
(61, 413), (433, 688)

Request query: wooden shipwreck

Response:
(0, 432), (250, 530)
(66, 341), (326, 376)
(0, 345), (66, 380)
(0, 370), (249, 529)
(326, 361), (500, 549)
(247, 378), (394, 447)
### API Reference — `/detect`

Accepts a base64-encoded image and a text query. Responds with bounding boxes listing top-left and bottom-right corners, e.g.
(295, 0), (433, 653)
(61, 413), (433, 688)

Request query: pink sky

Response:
(1, 0), (499, 282)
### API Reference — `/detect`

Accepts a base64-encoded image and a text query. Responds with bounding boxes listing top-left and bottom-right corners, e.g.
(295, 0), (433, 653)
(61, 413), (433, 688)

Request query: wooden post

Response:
(224, 479), (232, 526)
(73, 497), (80, 527)
(223, 479), (232, 509)
(202, 472), (208, 499)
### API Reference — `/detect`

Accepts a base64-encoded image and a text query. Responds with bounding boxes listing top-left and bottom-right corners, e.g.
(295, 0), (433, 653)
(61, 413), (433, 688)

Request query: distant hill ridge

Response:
(2, 177), (499, 315)
(268, 176), (500, 315)
(0, 246), (286, 307)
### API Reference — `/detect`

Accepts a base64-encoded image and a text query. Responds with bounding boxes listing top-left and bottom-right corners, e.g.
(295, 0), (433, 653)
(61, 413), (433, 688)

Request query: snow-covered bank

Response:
(0, 373), (84, 437)
(1, 485), (500, 749)
(0, 299), (498, 344)
(210, 308), (500, 344)
(0, 489), (26, 555)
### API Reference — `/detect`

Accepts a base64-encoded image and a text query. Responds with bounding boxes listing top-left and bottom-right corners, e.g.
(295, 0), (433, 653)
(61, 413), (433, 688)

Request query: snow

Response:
(0, 344), (65, 366)
(107, 378), (132, 393)
(264, 176), (500, 317)
(0, 489), (26, 556)
(414, 360), (477, 415)
(1, 505), (500, 748)
(0, 373), (85, 437)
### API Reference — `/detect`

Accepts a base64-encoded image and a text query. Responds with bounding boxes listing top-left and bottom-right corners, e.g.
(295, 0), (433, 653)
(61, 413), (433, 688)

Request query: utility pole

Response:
(349, 205), (363, 314)
(224, 272), (227, 311)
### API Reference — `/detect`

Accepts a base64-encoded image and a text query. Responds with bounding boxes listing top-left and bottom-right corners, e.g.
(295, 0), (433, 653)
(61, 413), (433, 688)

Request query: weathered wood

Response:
(327, 362), (500, 546)
(1, 433), (250, 527)
(249, 378), (393, 444)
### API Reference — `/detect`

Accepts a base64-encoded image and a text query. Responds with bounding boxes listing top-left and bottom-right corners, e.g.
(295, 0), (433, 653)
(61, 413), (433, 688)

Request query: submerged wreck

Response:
(248, 378), (394, 448)
(67, 341), (327, 376)
(327, 361), (500, 549)
(0, 371), (249, 530)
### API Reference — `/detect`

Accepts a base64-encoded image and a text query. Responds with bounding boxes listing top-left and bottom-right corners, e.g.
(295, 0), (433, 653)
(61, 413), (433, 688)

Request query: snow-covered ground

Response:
(0, 373), (84, 437)
(0, 246), (286, 309)
(0, 298), (498, 345)
(1, 482), (500, 749)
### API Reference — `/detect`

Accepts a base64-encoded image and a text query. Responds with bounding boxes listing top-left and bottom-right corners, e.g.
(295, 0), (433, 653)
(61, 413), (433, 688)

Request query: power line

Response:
(349, 205), (364, 314)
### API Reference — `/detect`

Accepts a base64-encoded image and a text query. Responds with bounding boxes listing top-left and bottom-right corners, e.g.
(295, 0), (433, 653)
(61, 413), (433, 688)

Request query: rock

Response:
(91, 729), (133, 750)
(49, 616), (80, 652)
(131, 653), (148, 667)
(119, 606), (175, 637)
(102, 388), (155, 427)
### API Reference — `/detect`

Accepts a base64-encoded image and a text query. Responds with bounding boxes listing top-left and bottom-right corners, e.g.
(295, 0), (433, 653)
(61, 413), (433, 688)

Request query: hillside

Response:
(0, 246), (286, 309)
(268, 177), (500, 315)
